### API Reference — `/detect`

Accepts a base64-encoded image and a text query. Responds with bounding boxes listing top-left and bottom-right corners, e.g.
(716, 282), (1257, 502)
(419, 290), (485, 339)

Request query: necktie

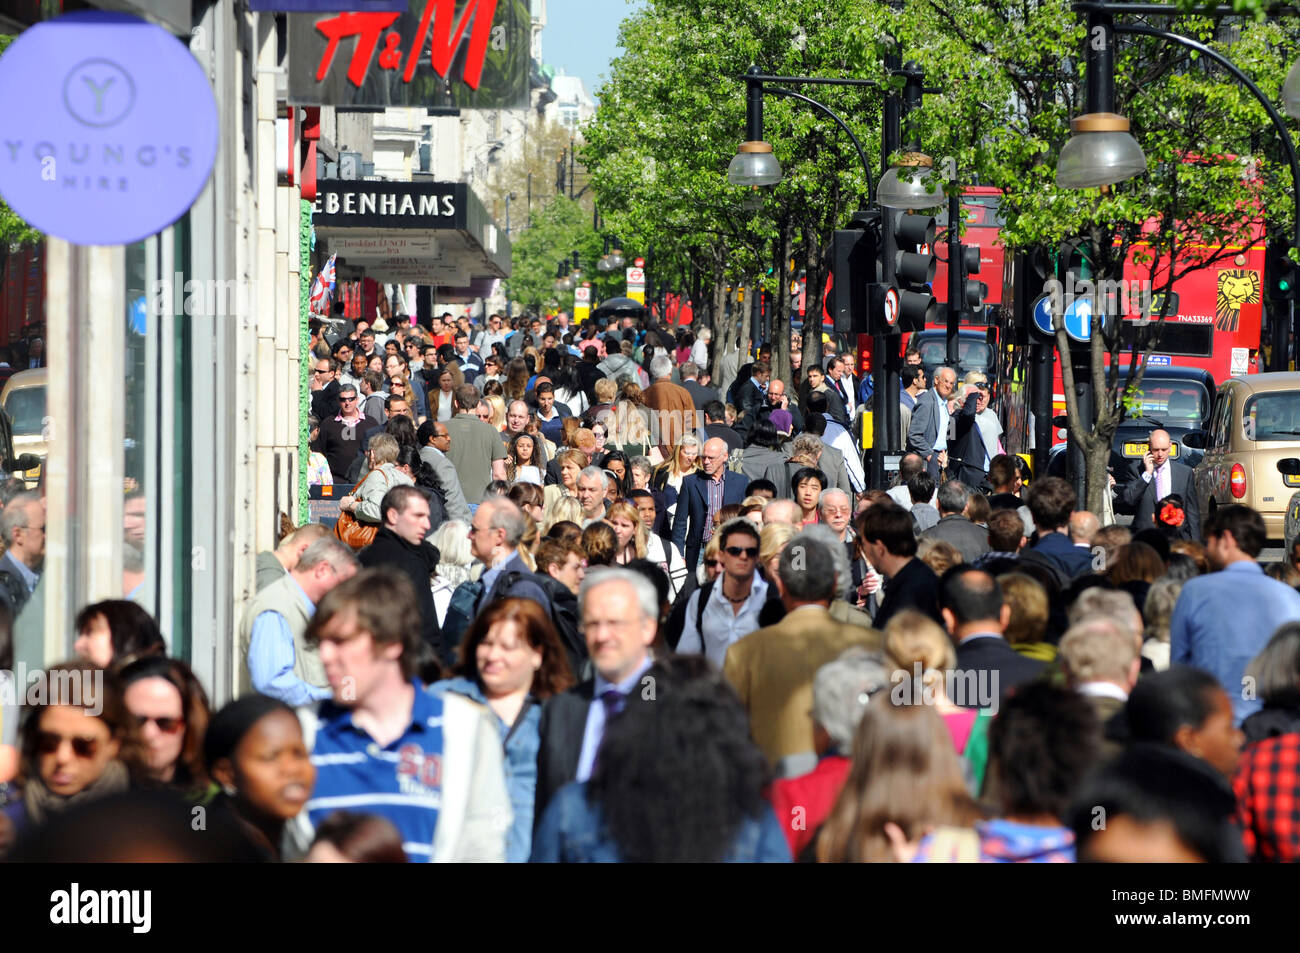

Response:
(1158, 464), (1168, 500)
(600, 688), (624, 720)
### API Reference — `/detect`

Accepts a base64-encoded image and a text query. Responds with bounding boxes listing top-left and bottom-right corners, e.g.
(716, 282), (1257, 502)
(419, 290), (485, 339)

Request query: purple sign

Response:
(0, 11), (219, 246)
(248, 0), (406, 11)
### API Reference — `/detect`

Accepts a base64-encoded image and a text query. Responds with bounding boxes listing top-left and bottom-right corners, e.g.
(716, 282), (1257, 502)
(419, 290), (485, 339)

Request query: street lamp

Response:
(877, 151), (942, 209)
(727, 70), (783, 186)
(1056, 9), (1147, 188)
(727, 67), (877, 203)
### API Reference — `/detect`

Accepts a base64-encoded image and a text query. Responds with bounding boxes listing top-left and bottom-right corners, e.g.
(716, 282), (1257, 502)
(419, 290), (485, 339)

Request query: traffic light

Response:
(1267, 241), (1296, 301)
(827, 226), (878, 335)
(885, 210), (937, 331)
(958, 244), (989, 313)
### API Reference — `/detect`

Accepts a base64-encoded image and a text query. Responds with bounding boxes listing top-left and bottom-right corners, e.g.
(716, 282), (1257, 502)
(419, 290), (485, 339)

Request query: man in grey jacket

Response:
(417, 419), (472, 523)
(920, 480), (991, 564)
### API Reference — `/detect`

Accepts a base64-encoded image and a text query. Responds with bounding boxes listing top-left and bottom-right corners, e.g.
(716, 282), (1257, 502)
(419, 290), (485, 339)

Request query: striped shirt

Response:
(304, 680), (445, 862)
(704, 472), (725, 542)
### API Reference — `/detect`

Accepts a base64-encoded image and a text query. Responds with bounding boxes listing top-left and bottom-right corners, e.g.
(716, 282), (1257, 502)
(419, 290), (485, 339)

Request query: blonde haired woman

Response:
(610, 385), (653, 459)
(339, 433), (413, 525)
(542, 494), (584, 535)
(883, 609), (991, 792)
(759, 522), (797, 585)
(652, 434), (702, 525)
(485, 394), (508, 432)
(605, 500), (648, 566)
(543, 447), (587, 514)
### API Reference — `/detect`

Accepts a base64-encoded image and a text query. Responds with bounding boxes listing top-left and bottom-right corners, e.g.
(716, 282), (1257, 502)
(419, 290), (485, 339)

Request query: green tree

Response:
(871, 2), (1298, 511)
(0, 36), (40, 260)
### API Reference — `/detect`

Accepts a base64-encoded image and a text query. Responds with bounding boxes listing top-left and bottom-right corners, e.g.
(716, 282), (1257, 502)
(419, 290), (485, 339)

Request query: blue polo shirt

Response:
(305, 680), (445, 862)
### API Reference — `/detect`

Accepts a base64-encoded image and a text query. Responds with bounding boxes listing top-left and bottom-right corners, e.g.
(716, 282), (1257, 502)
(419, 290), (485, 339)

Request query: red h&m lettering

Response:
(314, 0), (498, 90)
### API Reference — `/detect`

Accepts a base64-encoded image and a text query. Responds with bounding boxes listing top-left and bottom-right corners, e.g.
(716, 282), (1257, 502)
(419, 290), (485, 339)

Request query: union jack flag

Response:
(309, 254), (336, 314)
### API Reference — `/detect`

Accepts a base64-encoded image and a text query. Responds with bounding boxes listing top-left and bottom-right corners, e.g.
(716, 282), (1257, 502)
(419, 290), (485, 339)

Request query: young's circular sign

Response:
(0, 11), (219, 246)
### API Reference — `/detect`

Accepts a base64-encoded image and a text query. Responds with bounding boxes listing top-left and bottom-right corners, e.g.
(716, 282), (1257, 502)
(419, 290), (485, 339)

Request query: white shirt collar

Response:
(1077, 681), (1129, 702)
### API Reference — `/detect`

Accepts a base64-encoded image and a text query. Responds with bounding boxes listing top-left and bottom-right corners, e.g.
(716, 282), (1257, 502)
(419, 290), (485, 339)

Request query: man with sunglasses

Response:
(473, 313), (509, 355)
(238, 537), (360, 704)
(314, 384), (376, 483)
(677, 518), (772, 668)
(310, 357), (341, 421)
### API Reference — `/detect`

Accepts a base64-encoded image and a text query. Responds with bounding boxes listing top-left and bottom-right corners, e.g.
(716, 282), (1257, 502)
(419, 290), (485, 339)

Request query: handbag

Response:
(333, 467), (389, 550)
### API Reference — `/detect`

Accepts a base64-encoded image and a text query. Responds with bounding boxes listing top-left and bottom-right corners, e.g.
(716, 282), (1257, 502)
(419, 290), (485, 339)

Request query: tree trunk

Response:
(771, 216), (793, 387)
(709, 258), (729, 386)
(801, 224), (826, 378)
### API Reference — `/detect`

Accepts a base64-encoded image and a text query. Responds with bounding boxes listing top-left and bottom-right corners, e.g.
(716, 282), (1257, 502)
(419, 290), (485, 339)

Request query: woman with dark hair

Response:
(383, 413), (420, 454)
(204, 694), (316, 862)
(1241, 623), (1300, 741)
(740, 415), (789, 489)
(118, 656), (211, 794)
(1153, 492), (1194, 541)
(531, 656), (789, 862)
(2, 661), (147, 849)
(433, 597), (574, 863)
(504, 357), (530, 402)
(550, 353), (589, 418)
(507, 431), (544, 486)
(598, 449), (630, 499)
(426, 364), (464, 423)
(1125, 666), (1244, 778)
(306, 811), (409, 863)
(508, 481), (545, 524)
(73, 601), (166, 672)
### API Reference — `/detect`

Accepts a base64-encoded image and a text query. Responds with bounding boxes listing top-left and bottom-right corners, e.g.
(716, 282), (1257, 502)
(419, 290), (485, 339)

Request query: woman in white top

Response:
(429, 520), (482, 627)
(427, 364), (463, 423)
(506, 431), (544, 486)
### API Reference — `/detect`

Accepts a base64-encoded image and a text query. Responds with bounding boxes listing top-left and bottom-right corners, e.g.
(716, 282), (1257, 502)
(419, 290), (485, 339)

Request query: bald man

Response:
(672, 437), (751, 569)
(1120, 428), (1200, 540)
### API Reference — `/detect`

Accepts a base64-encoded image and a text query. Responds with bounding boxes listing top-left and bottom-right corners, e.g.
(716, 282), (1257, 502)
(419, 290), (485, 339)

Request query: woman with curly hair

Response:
(506, 431), (544, 486)
(531, 656), (789, 862)
(610, 383), (652, 458)
(434, 597), (574, 863)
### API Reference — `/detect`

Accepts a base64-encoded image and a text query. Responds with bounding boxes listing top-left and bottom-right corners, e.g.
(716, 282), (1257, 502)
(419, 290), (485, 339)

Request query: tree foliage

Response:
(0, 36), (40, 250)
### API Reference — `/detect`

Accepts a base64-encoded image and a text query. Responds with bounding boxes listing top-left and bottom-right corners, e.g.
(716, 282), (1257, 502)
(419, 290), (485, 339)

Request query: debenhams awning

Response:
(311, 180), (511, 290)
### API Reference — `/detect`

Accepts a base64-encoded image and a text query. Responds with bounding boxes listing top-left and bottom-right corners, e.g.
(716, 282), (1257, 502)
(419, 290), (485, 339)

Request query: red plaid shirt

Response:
(1233, 733), (1300, 862)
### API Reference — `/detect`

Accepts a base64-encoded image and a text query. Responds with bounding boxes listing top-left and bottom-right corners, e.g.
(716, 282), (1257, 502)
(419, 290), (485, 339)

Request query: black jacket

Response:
(874, 557), (942, 629)
(358, 528), (442, 652)
(954, 634), (1046, 703)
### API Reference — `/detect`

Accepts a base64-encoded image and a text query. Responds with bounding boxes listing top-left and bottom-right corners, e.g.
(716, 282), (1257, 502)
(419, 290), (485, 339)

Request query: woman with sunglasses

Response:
(119, 656), (211, 795)
(2, 661), (146, 851)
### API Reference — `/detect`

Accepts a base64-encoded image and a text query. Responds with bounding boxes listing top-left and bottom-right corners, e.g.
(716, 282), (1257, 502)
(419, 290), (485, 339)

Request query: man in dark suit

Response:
(825, 355), (859, 428)
(703, 400), (743, 454)
(671, 437), (749, 570)
(907, 366), (959, 481)
(534, 567), (658, 828)
(679, 361), (718, 410)
(939, 566), (1046, 705)
(738, 360), (771, 419)
(1120, 428), (1201, 540)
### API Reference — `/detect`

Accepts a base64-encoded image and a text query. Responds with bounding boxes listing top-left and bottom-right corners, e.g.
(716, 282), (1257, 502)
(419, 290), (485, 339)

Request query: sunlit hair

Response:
(605, 500), (647, 561)
(306, 570), (423, 680)
(485, 394), (508, 431)
(542, 495), (584, 534)
(759, 521), (796, 568)
(882, 609), (957, 691)
(817, 697), (981, 863)
(668, 434), (703, 478)
(453, 597), (574, 701)
(581, 521), (620, 566)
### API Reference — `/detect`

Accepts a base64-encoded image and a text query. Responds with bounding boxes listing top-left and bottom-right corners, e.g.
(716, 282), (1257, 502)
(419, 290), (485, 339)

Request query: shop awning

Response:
(312, 180), (511, 287)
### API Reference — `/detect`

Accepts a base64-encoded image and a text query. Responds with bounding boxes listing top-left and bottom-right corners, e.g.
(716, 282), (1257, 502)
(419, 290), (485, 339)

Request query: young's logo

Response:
(0, 11), (219, 245)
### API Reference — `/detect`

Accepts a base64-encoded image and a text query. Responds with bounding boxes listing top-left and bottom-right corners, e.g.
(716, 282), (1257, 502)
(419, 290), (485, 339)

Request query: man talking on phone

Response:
(1121, 428), (1200, 540)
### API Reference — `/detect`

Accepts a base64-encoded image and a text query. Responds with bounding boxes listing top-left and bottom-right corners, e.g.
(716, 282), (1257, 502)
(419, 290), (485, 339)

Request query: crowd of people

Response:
(1, 308), (1299, 863)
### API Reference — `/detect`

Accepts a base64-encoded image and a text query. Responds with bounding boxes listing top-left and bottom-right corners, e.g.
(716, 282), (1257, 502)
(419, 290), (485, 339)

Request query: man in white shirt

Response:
(888, 453), (927, 510)
(677, 519), (769, 667)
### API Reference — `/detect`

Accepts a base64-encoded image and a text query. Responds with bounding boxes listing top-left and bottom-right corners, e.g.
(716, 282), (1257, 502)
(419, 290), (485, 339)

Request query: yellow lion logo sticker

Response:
(1217, 269), (1260, 333)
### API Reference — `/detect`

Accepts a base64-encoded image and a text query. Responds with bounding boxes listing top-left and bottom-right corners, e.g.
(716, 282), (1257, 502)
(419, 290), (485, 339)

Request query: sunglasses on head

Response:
(36, 731), (100, 758)
(725, 546), (759, 558)
(135, 714), (185, 734)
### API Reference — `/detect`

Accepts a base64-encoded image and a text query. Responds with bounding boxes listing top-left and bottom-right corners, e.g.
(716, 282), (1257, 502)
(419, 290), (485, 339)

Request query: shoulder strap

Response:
(695, 578), (715, 633)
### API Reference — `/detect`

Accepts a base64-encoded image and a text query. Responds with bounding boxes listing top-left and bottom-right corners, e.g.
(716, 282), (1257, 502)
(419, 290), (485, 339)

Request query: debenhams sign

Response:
(312, 181), (466, 230)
